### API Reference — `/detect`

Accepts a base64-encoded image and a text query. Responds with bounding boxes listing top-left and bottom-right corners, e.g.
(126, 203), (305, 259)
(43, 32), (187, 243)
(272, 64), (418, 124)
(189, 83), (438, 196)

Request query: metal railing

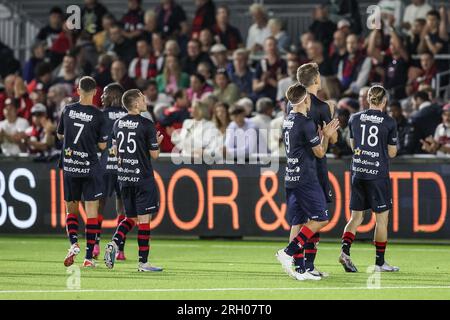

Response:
(0, 1), (40, 63)
(434, 70), (450, 100)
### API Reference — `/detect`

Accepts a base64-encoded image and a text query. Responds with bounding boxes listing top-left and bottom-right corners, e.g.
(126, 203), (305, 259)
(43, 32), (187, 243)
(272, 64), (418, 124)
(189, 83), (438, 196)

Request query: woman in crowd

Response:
(156, 54), (190, 96)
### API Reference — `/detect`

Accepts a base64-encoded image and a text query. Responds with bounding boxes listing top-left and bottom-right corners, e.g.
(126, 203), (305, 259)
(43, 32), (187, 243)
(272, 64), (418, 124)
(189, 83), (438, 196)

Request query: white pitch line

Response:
(0, 286), (449, 294)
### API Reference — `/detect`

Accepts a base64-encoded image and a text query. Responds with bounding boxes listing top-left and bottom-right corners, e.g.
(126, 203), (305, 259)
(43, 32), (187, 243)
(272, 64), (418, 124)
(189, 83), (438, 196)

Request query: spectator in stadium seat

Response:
(111, 60), (136, 91)
(199, 29), (215, 54)
(330, 108), (352, 157)
(187, 73), (213, 102)
(93, 53), (114, 89)
(212, 101), (230, 136)
(402, 0), (432, 31)
(121, 0), (145, 42)
(182, 39), (213, 75)
(24, 103), (56, 155)
(171, 100), (216, 157)
(320, 76), (342, 101)
(164, 39), (181, 59)
(406, 52), (437, 96)
(46, 84), (71, 123)
(388, 100), (410, 155)
(47, 21), (76, 69)
(246, 4), (271, 55)
(23, 42), (48, 84)
(0, 75), (33, 122)
(268, 18), (290, 55)
(251, 97), (274, 132)
(213, 69), (240, 106)
(197, 62), (214, 87)
(329, 30), (348, 72)
(212, 5), (243, 51)
(37, 7), (64, 49)
(74, 32), (99, 76)
(327, 0), (362, 34)
(140, 79), (173, 121)
(93, 13), (116, 53)
(405, 90), (442, 154)
(210, 44), (229, 70)
(0, 98), (30, 156)
(53, 54), (79, 88)
(235, 97), (254, 117)
(277, 59), (300, 107)
(108, 24), (137, 65)
(81, 0), (109, 35)
(225, 105), (258, 159)
(306, 40), (334, 76)
(429, 104), (450, 156)
(29, 83), (48, 107)
(253, 37), (287, 102)
(358, 86), (370, 111)
(378, 0), (404, 32)
(298, 32), (315, 64)
(155, 0), (188, 37)
(128, 39), (158, 87)
(309, 4), (336, 55)
(227, 49), (254, 99)
(405, 18), (426, 67)
(417, 9), (449, 72)
(156, 55), (189, 96)
(0, 42), (21, 79)
(191, 0), (216, 39)
(151, 32), (165, 72)
(337, 34), (371, 95)
(27, 62), (53, 94)
(141, 10), (158, 42)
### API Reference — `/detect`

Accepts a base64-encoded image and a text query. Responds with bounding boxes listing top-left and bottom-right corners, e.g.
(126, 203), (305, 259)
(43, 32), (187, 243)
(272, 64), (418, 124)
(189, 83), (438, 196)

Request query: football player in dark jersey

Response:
(284, 63), (338, 277)
(92, 83), (128, 260)
(276, 83), (339, 280)
(339, 85), (399, 273)
(57, 76), (109, 268)
(104, 89), (164, 272)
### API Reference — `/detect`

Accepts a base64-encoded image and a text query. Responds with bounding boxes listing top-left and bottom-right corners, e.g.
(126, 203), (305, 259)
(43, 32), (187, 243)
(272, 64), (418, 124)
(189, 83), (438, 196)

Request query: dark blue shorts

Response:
(102, 174), (121, 198)
(350, 177), (392, 213)
(63, 174), (103, 202)
(285, 181), (330, 226)
(120, 181), (159, 218)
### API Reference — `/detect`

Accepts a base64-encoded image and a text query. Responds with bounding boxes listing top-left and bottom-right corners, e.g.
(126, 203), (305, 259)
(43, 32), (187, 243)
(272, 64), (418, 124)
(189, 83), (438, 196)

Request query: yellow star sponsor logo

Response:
(64, 148), (73, 157)
(354, 148), (362, 156)
(109, 147), (115, 157)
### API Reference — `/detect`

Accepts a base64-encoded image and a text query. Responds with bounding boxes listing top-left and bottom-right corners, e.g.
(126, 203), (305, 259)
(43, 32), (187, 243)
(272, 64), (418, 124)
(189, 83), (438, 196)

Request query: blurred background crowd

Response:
(0, 0), (449, 159)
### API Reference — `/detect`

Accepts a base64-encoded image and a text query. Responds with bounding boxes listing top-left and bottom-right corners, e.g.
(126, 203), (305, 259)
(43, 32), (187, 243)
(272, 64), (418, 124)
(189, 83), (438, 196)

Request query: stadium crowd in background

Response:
(0, 0), (449, 158)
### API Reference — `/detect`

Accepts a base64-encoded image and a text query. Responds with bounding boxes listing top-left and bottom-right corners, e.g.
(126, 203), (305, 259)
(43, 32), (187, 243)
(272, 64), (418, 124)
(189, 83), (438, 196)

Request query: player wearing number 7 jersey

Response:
(104, 89), (164, 272)
(339, 85), (399, 273)
(57, 76), (109, 268)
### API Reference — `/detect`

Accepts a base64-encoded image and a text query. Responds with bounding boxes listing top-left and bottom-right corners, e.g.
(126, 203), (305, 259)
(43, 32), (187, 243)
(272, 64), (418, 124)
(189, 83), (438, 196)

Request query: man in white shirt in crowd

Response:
(402, 0), (432, 31)
(225, 105), (258, 160)
(277, 58), (300, 106)
(251, 98), (274, 154)
(246, 4), (271, 55)
(0, 98), (30, 156)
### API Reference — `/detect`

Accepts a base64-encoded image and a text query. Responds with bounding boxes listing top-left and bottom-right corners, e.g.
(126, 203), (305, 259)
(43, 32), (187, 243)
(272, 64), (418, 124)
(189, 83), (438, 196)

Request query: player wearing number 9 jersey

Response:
(104, 89), (164, 272)
(57, 76), (109, 268)
(339, 85), (399, 273)
(276, 83), (339, 281)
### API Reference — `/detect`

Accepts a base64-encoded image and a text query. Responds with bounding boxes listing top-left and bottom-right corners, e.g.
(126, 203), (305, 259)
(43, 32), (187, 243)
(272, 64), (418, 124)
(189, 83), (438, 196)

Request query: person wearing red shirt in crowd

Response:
(191, 0), (216, 39)
(212, 5), (243, 51)
(121, 0), (145, 42)
(0, 75), (33, 122)
(128, 39), (158, 87)
(156, 89), (190, 152)
(406, 52), (437, 96)
(187, 73), (213, 102)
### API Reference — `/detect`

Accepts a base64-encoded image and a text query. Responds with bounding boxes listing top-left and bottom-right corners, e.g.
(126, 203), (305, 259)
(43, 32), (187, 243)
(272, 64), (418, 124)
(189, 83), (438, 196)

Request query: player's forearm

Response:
(321, 136), (330, 155)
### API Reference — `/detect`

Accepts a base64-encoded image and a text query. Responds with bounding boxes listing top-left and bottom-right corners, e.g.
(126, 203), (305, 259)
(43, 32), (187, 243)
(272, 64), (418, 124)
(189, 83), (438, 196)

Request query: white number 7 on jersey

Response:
(73, 122), (85, 144)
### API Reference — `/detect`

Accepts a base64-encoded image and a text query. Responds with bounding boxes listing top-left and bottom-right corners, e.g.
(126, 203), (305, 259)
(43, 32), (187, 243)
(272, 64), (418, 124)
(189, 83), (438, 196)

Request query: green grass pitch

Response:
(0, 235), (449, 300)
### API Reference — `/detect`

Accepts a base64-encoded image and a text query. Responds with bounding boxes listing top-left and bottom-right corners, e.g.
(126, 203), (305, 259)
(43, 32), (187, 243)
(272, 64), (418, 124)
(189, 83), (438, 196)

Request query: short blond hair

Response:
(296, 63), (320, 87)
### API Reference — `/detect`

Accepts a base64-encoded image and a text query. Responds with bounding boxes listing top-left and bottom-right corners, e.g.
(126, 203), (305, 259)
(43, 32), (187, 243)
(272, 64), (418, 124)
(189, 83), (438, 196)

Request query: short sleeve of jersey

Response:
(348, 115), (354, 139)
(304, 120), (321, 147)
(97, 112), (109, 143)
(147, 121), (159, 151)
(387, 117), (398, 146)
(57, 111), (65, 135)
(321, 102), (332, 124)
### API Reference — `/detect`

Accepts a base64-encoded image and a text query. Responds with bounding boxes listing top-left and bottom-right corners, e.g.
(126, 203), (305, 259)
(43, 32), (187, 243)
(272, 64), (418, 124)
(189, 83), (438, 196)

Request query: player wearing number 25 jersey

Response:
(339, 85), (399, 273)
(104, 89), (164, 273)
(57, 76), (109, 268)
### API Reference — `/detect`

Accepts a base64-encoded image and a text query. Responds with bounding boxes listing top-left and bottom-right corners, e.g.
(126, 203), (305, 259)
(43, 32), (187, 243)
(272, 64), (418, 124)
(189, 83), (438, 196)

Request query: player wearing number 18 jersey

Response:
(104, 89), (164, 272)
(339, 85), (399, 273)
(57, 76), (109, 268)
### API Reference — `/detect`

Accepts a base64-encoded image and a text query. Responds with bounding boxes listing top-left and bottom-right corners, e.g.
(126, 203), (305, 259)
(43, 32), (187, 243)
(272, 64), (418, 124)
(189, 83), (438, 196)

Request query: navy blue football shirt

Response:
(100, 106), (128, 174)
(112, 114), (159, 186)
(349, 109), (398, 180)
(57, 103), (109, 177)
(283, 111), (321, 188)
